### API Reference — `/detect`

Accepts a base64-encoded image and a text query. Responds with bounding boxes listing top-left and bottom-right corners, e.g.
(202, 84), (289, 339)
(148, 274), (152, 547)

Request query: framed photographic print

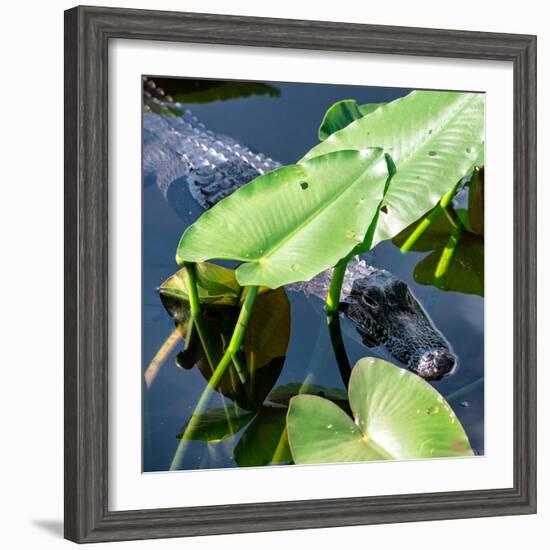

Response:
(64, 5), (537, 543)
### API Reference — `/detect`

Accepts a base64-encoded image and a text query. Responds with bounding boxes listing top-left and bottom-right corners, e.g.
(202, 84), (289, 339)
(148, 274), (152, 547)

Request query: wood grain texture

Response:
(64, 5), (537, 543)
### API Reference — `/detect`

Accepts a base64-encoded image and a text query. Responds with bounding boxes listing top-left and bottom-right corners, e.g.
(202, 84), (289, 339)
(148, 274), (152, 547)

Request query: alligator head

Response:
(341, 270), (456, 381)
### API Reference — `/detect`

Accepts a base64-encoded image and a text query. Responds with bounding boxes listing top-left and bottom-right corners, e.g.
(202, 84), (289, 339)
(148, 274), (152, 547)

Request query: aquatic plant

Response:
(161, 90), (485, 469)
(160, 262), (290, 410)
(392, 192), (484, 296)
(174, 379), (351, 467)
(177, 404), (292, 467)
(158, 262), (291, 468)
(175, 148), (390, 288)
(287, 358), (473, 464)
(305, 91), (484, 251)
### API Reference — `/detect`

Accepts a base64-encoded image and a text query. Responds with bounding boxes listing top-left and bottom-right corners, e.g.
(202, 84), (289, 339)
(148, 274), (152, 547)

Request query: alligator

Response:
(143, 78), (457, 381)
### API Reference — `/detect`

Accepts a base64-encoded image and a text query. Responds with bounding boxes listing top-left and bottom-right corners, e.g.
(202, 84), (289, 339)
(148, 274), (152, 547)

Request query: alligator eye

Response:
(406, 290), (415, 308)
(361, 294), (379, 310)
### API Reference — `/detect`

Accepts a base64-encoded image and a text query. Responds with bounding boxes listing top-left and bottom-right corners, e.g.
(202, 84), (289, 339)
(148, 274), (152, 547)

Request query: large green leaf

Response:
(287, 358), (473, 464)
(318, 100), (385, 140)
(176, 149), (389, 288)
(305, 91), (485, 250)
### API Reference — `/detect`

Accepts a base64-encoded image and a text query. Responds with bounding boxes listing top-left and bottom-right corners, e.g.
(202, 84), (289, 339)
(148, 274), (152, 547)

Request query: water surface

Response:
(142, 80), (484, 472)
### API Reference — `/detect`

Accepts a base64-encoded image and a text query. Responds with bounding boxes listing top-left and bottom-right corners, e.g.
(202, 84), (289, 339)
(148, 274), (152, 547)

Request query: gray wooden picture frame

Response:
(64, 5), (537, 543)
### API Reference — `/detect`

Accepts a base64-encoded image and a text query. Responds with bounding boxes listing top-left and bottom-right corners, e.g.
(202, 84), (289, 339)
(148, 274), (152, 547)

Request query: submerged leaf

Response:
(159, 263), (291, 410)
(176, 149), (389, 289)
(393, 205), (484, 296)
(287, 358), (473, 464)
(191, 298), (288, 410)
(180, 404), (291, 466)
(234, 407), (291, 466)
(159, 262), (242, 318)
(413, 231), (484, 296)
(177, 406), (254, 443)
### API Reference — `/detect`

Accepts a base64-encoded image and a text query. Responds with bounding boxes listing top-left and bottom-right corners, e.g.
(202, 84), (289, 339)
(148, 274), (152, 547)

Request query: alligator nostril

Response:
(425, 352), (435, 361)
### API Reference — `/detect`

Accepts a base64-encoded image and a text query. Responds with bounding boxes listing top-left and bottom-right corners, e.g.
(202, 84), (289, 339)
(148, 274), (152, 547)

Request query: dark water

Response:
(142, 80), (484, 472)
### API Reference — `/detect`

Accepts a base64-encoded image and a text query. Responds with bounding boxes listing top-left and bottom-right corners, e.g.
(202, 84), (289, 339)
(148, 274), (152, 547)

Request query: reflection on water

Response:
(142, 80), (484, 472)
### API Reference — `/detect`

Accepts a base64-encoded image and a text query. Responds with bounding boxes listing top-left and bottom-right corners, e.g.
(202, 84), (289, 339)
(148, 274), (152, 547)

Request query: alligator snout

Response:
(343, 268), (459, 381)
(415, 349), (456, 381)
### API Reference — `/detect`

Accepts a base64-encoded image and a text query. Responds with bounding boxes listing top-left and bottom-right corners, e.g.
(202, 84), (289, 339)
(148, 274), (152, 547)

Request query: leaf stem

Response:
(400, 179), (462, 254)
(326, 262), (347, 314)
(184, 262), (201, 317)
(169, 286), (259, 471)
(182, 262), (219, 373)
(325, 261), (352, 388)
(433, 215), (464, 288)
(327, 311), (352, 389)
(184, 316), (195, 349)
(193, 315), (217, 375)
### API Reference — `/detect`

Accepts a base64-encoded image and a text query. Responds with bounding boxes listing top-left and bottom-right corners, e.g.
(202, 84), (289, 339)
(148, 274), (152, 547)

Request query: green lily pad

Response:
(287, 358), (473, 464)
(176, 149), (389, 289)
